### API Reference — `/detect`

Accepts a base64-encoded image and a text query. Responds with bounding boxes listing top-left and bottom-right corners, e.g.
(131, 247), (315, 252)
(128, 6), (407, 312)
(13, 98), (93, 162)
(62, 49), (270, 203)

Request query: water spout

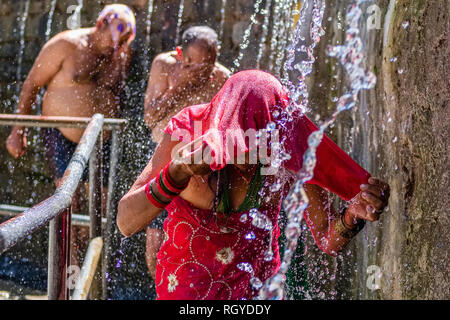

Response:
(14, 0), (30, 104)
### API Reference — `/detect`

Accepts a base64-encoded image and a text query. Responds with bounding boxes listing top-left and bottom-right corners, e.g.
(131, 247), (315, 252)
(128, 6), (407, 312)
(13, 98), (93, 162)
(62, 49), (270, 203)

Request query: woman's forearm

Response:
(315, 209), (365, 256)
(117, 185), (163, 237)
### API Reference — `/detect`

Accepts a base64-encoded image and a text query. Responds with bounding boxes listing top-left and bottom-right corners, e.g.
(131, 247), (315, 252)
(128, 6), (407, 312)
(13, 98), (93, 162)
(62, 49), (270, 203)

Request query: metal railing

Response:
(0, 113), (127, 300)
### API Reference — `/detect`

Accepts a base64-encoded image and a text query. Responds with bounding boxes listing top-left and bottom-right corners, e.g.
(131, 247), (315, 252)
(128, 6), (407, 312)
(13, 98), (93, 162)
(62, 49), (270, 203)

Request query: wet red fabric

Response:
(155, 196), (282, 300)
(164, 70), (370, 201)
(154, 70), (372, 300)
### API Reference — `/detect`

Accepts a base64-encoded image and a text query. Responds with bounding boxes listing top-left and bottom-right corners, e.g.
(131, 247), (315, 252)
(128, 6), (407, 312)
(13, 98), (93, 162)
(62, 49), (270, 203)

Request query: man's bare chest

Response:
(70, 49), (111, 83)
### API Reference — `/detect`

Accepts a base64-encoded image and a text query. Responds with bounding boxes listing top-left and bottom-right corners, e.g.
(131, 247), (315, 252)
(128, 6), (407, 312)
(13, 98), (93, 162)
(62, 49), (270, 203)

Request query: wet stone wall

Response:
(304, 0), (449, 300)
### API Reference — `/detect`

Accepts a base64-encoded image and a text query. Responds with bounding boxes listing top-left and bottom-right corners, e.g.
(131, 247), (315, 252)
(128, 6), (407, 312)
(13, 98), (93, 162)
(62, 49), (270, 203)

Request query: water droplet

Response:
(245, 231), (256, 240)
(237, 262), (254, 274)
(250, 277), (263, 290)
(264, 250), (274, 262)
(402, 21), (410, 29)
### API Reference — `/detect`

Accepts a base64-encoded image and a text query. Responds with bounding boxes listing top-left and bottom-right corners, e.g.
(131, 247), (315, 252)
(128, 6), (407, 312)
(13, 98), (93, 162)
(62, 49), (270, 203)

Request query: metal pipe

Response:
(88, 134), (103, 299)
(72, 237), (103, 300)
(89, 136), (103, 239)
(48, 206), (71, 300)
(0, 114), (127, 130)
(102, 129), (120, 299)
(0, 204), (107, 228)
(0, 114), (104, 254)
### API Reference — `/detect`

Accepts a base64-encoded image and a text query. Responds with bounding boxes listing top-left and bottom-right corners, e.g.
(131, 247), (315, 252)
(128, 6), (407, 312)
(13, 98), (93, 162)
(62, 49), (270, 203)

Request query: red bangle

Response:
(145, 179), (167, 209)
(162, 162), (188, 193)
(155, 173), (177, 199)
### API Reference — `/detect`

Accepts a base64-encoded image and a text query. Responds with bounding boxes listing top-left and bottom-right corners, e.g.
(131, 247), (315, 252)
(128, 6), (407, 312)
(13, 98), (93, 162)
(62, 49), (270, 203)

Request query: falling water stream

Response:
(174, 0), (185, 45)
(142, 0), (155, 90)
(256, 0), (273, 69)
(231, 0), (264, 73)
(45, 0), (58, 42)
(14, 0), (30, 104)
(217, 0), (227, 50)
(257, 0), (376, 300)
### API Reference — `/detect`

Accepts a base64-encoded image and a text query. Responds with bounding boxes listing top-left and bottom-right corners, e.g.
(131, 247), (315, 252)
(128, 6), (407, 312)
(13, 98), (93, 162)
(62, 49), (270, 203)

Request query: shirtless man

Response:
(143, 26), (230, 282)
(5, 4), (136, 265)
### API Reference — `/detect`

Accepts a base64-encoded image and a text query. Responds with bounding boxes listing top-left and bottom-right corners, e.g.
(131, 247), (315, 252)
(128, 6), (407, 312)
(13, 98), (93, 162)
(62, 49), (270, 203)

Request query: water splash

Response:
(231, 0), (264, 73)
(114, 236), (130, 269)
(142, 0), (155, 90)
(256, 0), (273, 69)
(175, 0), (185, 45)
(14, 0), (30, 104)
(67, 0), (83, 30)
(258, 0), (376, 300)
(45, 0), (58, 42)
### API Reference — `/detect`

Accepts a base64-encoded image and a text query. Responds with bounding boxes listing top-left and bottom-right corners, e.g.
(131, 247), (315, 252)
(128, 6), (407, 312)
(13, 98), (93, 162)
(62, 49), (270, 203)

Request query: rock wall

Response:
(304, 0), (449, 299)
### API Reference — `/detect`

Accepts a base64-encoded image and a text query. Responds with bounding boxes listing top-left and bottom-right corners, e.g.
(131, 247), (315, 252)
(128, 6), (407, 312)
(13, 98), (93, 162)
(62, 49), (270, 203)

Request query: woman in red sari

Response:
(117, 70), (390, 300)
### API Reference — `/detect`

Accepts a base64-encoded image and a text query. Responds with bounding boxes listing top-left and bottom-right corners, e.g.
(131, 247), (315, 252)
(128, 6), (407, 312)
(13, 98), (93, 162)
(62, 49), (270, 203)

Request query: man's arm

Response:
(144, 56), (191, 130)
(6, 36), (68, 158)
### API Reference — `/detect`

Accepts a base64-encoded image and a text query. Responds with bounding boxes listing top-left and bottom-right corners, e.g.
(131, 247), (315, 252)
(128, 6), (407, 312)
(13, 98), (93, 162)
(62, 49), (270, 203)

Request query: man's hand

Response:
(6, 127), (27, 159)
(345, 177), (390, 227)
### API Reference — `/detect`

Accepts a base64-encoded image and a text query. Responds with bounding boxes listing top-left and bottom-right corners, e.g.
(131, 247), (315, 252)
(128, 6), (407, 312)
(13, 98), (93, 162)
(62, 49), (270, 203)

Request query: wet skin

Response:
(6, 21), (132, 158)
(5, 17), (133, 268)
(144, 44), (231, 144)
(117, 133), (390, 256)
(143, 43), (230, 280)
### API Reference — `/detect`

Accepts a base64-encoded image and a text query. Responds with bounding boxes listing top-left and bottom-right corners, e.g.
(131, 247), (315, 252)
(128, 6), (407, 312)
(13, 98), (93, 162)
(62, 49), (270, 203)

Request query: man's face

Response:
(181, 43), (216, 69)
(97, 18), (131, 52)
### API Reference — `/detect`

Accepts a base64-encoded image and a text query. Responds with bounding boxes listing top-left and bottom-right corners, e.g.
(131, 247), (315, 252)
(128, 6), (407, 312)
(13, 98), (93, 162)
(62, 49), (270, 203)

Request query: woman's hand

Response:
(168, 135), (213, 186)
(344, 177), (390, 227)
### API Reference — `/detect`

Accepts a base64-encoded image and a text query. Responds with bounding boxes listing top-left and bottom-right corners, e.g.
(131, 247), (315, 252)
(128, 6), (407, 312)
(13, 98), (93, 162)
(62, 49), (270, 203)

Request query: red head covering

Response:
(164, 70), (370, 201)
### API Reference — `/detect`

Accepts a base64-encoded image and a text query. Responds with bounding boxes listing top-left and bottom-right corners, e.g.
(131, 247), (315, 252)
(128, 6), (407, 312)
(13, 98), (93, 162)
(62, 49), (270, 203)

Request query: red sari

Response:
(155, 70), (370, 300)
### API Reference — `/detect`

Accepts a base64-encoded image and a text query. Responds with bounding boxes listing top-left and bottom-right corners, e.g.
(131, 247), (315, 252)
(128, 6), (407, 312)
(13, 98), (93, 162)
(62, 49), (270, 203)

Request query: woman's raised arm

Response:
(117, 133), (180, 237)
(302, 177), (389, 256)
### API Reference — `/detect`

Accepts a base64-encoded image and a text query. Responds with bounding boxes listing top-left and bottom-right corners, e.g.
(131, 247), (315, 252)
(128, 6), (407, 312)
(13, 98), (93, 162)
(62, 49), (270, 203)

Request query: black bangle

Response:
(335, 208), (365, 239)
